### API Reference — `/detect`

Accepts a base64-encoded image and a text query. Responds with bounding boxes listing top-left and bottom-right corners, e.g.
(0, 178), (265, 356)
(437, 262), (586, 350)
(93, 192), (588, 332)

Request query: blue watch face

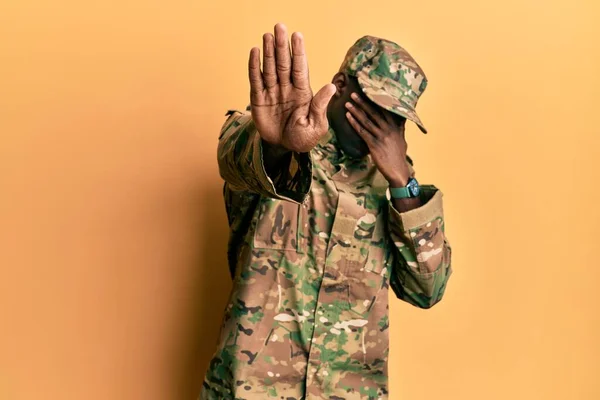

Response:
(407, 178), (420, 197)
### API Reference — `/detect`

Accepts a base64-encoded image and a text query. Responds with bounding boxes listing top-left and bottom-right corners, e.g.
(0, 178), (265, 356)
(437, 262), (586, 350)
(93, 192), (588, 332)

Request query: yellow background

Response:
(1, 1), (599, 399)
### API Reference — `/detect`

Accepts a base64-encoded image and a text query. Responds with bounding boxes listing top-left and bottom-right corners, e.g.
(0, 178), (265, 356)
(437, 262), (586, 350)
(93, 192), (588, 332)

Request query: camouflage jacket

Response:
(201, 109), (453, 400)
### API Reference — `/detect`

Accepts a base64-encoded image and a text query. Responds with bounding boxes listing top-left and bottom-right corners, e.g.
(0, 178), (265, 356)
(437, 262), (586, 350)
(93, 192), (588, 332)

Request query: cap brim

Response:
(357, 75), (428, 134)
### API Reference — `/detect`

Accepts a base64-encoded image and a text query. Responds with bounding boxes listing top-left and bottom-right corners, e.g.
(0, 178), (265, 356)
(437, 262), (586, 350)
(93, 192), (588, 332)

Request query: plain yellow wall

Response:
(1, 1), (599, 399)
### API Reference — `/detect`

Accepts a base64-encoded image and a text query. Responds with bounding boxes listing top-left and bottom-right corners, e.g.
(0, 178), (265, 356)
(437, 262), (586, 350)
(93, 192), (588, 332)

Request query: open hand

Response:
(248, 23), (336, 153)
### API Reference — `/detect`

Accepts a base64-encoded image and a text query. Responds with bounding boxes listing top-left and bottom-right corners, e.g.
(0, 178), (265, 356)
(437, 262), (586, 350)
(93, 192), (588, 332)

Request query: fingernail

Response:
(351, 93), (359, 100)
(345, 102), (353, 109)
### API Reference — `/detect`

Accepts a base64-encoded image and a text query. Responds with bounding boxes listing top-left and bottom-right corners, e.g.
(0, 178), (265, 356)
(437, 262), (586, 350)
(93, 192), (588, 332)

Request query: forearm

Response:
(386, 186), (453, 308)
(390, 194), (422, 213)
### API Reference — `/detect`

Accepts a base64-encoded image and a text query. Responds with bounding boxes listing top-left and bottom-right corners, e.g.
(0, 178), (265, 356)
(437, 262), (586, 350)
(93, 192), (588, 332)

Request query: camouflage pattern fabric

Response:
(339, 36), (429, 133)
(200, 111), (453, 399)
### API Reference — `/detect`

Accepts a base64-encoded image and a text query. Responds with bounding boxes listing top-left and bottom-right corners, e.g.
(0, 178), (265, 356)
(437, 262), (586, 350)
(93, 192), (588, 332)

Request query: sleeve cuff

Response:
(389, 186), (444, 231)
(252, 124), (313, 204)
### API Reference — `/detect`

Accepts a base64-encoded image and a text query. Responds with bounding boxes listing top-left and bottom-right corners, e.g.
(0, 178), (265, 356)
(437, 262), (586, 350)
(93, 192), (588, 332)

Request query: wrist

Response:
(387, 169), (410, 188)
(262, 139), (290, 157)
(388, 178), (408, 187)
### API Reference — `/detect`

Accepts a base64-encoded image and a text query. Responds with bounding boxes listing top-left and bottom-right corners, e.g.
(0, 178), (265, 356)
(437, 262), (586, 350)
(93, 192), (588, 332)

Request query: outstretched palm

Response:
(248, 24), (335, 153)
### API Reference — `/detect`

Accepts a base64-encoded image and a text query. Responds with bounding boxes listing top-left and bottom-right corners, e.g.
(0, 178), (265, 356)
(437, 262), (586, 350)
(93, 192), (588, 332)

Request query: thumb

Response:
(309, 83), (336, 127)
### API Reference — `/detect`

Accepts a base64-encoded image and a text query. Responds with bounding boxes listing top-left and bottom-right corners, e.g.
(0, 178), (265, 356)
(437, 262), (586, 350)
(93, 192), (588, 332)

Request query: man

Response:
(201, 23), (452, 400)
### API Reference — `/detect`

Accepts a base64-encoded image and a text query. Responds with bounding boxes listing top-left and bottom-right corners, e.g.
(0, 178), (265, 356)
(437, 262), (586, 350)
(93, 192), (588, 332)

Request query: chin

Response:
(342, 145), (370, 159)
(333, 125), (370, 159)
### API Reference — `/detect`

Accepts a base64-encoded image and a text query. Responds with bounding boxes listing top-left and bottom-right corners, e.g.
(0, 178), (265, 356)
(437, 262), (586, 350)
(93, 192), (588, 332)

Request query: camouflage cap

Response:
(339, 36), (429, 133)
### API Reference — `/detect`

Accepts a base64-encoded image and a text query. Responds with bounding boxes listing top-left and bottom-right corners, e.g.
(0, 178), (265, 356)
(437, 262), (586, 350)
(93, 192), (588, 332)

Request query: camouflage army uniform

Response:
(201, 36), (453, 400)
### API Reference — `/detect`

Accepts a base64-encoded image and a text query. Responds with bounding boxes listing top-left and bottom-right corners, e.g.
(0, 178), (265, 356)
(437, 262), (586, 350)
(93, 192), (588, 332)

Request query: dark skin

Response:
(249, 23), (422, 212)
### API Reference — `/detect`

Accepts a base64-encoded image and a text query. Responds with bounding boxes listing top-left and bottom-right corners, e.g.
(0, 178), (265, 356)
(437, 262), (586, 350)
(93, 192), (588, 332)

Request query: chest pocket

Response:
(253, 197), (300, 251)
(363, 226), (389, 274)
(343, 196), (390, 317)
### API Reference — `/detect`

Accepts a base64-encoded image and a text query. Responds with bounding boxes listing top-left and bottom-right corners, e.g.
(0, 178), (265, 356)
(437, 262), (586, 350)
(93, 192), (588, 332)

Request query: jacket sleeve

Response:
(387, 157), (453, 309)
(217, 108), (313, 203)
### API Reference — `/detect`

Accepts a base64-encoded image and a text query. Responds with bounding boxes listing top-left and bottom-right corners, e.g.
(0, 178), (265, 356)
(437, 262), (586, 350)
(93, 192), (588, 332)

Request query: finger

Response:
(345, 101), (382, 137)
(350, 92), (387, 129)
(383, 110), (407, 131)
(382, 109), (397, 126)
(248, 47), (264, 100)
(346, 111), (375, 145)
(396, 120), (407, 138)
(274, 23), (292, 86)
(309, 83), (336, 130)
(262, 33), (277, 89)
(291, 32), (309, 89)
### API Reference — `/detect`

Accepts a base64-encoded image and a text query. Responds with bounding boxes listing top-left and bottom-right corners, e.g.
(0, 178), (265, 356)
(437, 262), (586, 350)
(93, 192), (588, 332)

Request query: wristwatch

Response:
(389, 177), (420, 199)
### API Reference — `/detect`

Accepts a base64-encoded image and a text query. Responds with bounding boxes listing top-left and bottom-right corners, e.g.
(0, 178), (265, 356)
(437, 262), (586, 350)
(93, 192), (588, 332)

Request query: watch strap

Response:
(389, 186), (411, 199)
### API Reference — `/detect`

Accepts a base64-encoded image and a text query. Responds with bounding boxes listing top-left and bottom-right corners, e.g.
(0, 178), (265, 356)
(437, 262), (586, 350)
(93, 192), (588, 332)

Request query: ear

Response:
(331, 72), (349, 97)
